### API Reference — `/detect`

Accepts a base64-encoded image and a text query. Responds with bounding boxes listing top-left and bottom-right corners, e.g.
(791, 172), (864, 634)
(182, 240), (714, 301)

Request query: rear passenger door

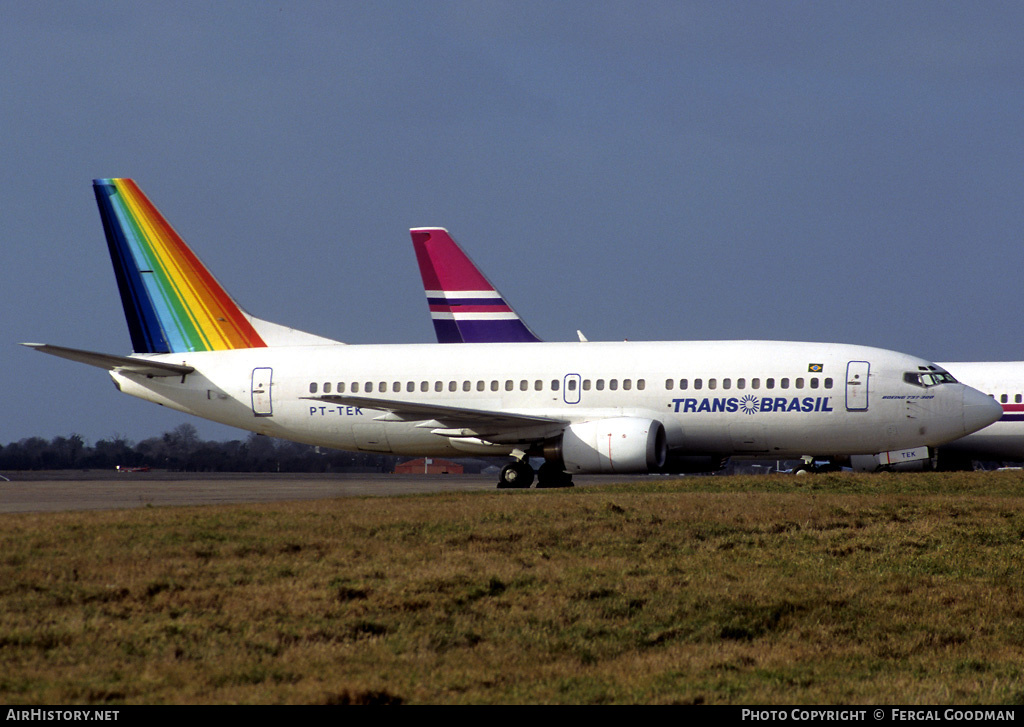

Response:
(251, 368), (273, 416)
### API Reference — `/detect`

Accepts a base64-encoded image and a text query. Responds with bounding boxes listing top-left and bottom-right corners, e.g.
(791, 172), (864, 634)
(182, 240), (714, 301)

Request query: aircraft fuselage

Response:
(110, 339), (996, 464)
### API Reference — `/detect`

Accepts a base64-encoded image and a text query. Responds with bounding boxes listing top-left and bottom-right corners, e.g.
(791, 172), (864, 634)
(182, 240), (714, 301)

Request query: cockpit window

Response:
(904, 370), (958, 388)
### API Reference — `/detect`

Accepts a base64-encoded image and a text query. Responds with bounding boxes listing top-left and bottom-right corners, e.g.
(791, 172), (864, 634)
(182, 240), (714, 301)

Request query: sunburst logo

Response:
(739, 395), (759, 415)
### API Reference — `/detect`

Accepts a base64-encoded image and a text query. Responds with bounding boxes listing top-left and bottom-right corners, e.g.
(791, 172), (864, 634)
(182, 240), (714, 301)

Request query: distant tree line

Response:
(0, 424), (409, 473)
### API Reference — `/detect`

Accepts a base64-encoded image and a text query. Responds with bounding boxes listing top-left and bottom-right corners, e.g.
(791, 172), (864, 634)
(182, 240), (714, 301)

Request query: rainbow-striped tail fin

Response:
(93, 179), (338, 353)
(410, 227), (540, 344)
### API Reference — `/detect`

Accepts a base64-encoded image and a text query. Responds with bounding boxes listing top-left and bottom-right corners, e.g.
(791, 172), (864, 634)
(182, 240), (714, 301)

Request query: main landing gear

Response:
(497, 460), (533, 488)
(497, 459), (573, 489)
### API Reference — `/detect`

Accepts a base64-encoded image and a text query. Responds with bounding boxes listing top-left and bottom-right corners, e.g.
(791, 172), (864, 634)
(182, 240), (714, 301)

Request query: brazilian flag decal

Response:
(808, 363), (823, 373)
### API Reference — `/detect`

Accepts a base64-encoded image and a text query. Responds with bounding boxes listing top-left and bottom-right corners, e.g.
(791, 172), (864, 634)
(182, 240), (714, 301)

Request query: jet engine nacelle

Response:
(548, 417), (668, 474)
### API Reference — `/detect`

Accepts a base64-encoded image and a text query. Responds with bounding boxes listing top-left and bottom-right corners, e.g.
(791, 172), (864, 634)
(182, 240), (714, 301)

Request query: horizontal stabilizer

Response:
(20, 343), (194, 377)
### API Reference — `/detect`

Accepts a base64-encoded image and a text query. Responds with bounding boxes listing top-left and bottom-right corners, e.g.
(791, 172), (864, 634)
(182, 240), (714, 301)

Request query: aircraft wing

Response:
(305, 394), (566, 439)
(20, 343), (195, 377)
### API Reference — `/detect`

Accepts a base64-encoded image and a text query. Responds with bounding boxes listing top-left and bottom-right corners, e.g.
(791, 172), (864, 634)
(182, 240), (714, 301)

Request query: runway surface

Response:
(0, 471), (623, 513)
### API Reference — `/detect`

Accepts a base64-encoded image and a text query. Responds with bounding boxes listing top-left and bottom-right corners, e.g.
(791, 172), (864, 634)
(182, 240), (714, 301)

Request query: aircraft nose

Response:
(962, 386), (1002, 436)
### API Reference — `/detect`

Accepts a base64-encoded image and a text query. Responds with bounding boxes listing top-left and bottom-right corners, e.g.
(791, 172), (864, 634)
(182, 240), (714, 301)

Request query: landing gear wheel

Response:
(793, 456), (817, 476)
(497, 461), (534, 489)
(536, 461), (574, 488)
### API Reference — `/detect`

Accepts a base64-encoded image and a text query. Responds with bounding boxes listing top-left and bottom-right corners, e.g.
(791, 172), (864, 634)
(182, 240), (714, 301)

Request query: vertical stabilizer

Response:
(93, 179), (340, 352)
(410, 227), (541, 343)
(94, 178), (267, 353)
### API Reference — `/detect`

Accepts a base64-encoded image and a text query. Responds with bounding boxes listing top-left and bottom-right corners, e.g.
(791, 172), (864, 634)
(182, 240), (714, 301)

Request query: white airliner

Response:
(22, 180), (1001, 487)
(412, 227), (1024, 472)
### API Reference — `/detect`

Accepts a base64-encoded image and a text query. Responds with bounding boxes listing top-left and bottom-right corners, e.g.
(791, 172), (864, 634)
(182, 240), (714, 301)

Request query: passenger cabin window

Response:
(665, 379), (674, 390)
(463, 381), (471, 392)
(680, 379), (688, 390)
(309, 382), (318, 394)
(751, 378), (760, 389)
(551, 380), (560, 391)
(338, 382), (346, 393)
(708, 379), (717, 390)
(435, 381), (443, 392)
(722, 378), (731, 390)
(781, 378), (790, 389)
(796, 378), (804, 389)
(824, 378), (833, 388)
(623, 379), (631, 391)
(637, 379), (646, 391)
(766, 378), (775, 389)
(352, 382), (360, 393)
(1001, 394), (1009, 404)
(596, 379), (605, 391)
(567, 379), (577, 391)
(737, 378), (745, 390)
(694, 379), (702, 390)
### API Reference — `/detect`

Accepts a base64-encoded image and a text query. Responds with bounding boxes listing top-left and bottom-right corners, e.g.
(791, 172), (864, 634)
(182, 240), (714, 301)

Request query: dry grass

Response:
(2, 471), (1024, 704)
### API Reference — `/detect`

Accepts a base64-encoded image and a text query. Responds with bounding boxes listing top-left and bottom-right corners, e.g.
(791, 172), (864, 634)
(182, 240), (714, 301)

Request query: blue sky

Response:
(3, 1), (1023, 445)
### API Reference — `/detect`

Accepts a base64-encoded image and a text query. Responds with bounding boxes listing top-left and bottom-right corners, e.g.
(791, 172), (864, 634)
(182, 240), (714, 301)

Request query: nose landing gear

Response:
(792, 456), (841, 475)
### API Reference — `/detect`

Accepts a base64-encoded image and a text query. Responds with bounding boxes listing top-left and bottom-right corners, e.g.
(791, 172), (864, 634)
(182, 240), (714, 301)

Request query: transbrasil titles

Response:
(672, 395), (834, 414)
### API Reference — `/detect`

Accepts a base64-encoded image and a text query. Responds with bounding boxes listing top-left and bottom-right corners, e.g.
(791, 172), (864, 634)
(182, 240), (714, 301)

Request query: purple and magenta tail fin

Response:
(410, 228), (541, 343)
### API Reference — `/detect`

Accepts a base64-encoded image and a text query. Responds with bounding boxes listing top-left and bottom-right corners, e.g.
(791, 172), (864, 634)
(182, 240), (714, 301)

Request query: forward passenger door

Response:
(845, 361), (870, 411)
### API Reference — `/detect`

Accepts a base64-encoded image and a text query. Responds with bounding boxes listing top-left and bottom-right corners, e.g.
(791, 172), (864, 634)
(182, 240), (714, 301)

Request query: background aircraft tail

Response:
(93, 179), (339, 353)
(410, 227), (541, 343)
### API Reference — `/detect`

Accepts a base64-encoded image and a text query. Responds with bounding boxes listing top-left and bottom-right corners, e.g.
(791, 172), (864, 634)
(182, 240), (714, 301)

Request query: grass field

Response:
(2, 471), (1023, 704)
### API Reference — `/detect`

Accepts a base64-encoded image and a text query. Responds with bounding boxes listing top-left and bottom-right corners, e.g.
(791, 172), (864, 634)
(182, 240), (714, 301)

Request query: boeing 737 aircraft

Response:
(22, 180), (1001, 487)
(412, 227), (1023, 471)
